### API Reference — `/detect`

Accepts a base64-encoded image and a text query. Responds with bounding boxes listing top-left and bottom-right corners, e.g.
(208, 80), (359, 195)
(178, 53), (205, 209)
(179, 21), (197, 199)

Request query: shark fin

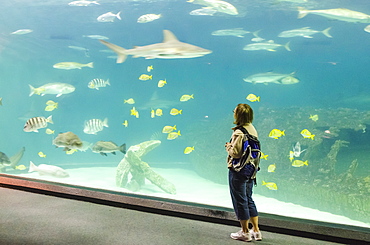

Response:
(162, 30), (179, 43)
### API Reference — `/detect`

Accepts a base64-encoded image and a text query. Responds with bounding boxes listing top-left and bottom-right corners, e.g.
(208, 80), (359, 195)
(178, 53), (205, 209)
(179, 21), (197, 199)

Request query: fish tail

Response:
(106, 79), (111, 86)
(285, 41), (291, 51)
(252, 30), (261, 38)
(29, 84), (35, 97)
(149, 75), (153, 80)
(99, 40), (128, 63)
(297, 7), (308, 19)
(28, 161), (36, 173)
(304, 160), (309, 165)
(322, 27), (332, 38)
(46, 115), (54, 124)
(311, 134), (315, 140)
(281, 130), (285, 136)
(119, 143), (126, 154)
(177, 130), (181, 136)
(257, 96), (260, 102)
(262, 181), (267, 185)
(103, 118), (109, 127)
(179, 110), (182, 114)
(173, 125), (177, 130)
(116, 11), (122, 20)
(86, 62), (94, 68)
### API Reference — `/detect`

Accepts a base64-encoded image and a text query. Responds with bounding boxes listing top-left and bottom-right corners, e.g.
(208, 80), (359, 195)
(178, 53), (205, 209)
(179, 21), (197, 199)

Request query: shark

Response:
(99, 30), (212, 63)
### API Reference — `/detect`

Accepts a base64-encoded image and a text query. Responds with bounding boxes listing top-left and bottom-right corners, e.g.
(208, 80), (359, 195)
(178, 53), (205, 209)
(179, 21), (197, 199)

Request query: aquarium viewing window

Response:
(0, 0), (369, 237)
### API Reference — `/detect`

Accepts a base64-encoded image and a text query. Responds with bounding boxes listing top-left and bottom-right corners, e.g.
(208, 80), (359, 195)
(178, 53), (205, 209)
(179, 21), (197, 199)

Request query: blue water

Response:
(1, 0), (370, 226)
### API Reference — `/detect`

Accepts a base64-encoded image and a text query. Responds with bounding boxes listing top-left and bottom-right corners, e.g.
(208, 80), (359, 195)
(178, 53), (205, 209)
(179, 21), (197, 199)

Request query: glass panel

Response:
(0, 0), (369, 229)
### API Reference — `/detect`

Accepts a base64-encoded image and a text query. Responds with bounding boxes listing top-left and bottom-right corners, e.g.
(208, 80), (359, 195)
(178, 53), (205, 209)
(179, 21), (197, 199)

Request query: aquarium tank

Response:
(0, 0), (369, 229)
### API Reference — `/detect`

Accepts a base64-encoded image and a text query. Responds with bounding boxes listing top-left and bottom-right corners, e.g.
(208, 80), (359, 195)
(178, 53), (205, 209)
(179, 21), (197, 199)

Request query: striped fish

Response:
(83, 118), (108, 134)
(23, 116), (53, 132)
(88, 78), (110, 90)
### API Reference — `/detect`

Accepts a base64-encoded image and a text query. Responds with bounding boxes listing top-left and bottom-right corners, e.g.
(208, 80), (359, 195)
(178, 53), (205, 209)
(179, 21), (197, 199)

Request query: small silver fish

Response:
(88, 78), (110, 90)
(23, 116), (53, 132)
(97, 12), (121, 22)
(83, 35), (109, 40)
(83, 118), (108, 134)
(68, 0), (100, 6)
(190, 7), (218, 16)
(11, 29), (33, 35)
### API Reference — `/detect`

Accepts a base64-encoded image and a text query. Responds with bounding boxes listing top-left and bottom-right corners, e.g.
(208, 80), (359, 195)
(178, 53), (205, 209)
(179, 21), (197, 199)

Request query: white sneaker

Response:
(230, 230), (252, 242)
(250, 229), (262, 241)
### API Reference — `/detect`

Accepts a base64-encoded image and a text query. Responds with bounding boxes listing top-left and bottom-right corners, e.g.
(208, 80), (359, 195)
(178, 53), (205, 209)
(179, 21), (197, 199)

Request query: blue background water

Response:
(0, 0), (370, 224)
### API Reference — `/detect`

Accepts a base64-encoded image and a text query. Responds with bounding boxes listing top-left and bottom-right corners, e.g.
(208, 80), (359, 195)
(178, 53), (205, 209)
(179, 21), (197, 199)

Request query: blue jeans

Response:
(229, 170), (258, 220)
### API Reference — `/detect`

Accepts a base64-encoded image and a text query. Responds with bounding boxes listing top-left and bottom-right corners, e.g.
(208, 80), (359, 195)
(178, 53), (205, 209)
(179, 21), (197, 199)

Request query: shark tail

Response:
(322, 27), (332, 38)
(86, 62), (94, 68)
(297, 7), (309, 19)
(99, 40), (128, 63)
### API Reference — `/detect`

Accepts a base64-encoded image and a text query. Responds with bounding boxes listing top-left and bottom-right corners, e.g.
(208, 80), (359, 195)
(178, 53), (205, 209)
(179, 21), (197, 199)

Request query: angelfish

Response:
(292, 142), (306, 157)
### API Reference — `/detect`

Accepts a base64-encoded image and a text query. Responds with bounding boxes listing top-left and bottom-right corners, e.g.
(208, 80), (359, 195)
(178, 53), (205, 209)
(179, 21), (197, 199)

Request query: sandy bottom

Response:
(17, 166), (370, 228)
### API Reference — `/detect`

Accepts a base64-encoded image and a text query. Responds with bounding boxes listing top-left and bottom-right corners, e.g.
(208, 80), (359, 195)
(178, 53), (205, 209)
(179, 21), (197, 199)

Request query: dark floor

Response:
(0, 187), (345, 245)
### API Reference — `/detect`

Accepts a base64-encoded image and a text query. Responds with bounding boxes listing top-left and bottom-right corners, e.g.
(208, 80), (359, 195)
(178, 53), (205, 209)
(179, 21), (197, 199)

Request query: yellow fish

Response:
(124, 98), (135, 104)
(260, 152), (268, 160)
(46, 100), (57, 106)
(66, 149), (78, 155)
(155, 109), (163, 116)
(184, 146), (195, 154)
(292, 160), (308, 167)
(122, 120), (128, 127)
(158, 79), (167, 88)
(162, 125), (176, 133)
(289, 151), (294, 162)
(269, 129), (285, 139)
(167, 130), (181, 140)
(45, 128), (55, 135)
(53, 62), (93, 70)
(151, 109), (155, 118)
(45, 100), (58, 111)
(31, 87), (46, 96)
(170, 108), (182, 115)
(267, 164), (276, 172)
(246, 93), (260, 102)
(15, 165), (27, 170)
(147, 65), (153, 72)
(139, 74), (152, 81)
(38, 151), (46, 158)
(45, 105), (57, 111)
(301, 129), (315, 140)
(130, 107), (139, 118)
(180, 94), (194, 102)
(309, 114), (319, 122)
(262, 181), (278, 190)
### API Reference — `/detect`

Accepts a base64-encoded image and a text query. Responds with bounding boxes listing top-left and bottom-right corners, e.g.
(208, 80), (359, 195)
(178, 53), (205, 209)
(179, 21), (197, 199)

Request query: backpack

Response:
(230, 126), (261, 181)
